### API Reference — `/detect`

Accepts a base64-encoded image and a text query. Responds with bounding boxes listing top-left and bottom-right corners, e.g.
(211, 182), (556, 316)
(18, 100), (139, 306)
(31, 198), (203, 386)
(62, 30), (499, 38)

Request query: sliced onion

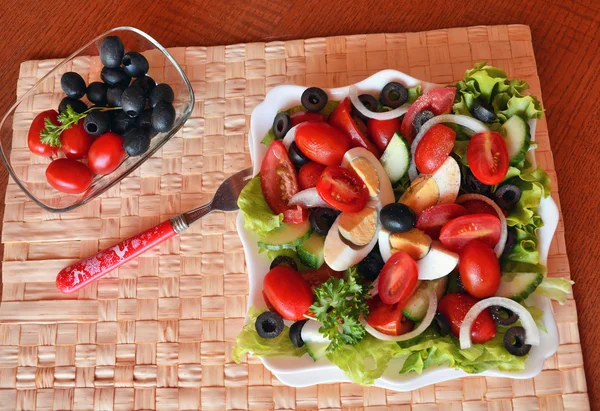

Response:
(456, 194), (507, 258)
(408, 114), (490, 180)
(363, 292), (436, 341)
(288, 187), (331, 208)
(348, 85), (410, 121)
(459, 296), (540, 350)
(282, 124), (300, 149)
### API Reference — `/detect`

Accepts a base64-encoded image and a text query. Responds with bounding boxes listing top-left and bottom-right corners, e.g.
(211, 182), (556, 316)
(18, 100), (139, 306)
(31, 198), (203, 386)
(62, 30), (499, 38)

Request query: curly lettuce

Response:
(237, 176), (283, 237)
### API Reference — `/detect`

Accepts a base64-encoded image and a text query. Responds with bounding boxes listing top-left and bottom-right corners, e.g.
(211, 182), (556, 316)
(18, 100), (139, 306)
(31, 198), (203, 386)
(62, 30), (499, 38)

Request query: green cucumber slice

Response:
(380, 132), (411, 183)
(297, 232), (325, 269)
(500, 115), (531, 166)
(300, 320), (330, 361)
(495, 271), (544, 302)
(257, 219), (312, 250)
(402, 277), (448, 322)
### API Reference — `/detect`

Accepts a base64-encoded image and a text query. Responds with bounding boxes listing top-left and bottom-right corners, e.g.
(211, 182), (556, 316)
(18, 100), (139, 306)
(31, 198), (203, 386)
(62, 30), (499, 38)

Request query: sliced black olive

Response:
(503, 228), (517, 255)
(123, 128), (151, 156)
(310, 208), (340, 235)
(61, 72), (87, 99)
(58, 97), (88, 114)
(357, 246), (384, 281)
(84, 110), (110, 137)
(255, 311), (284, 339)
(101, 67), (131, 87)
(272, 112), (291, 140)
(490, 305), (519, 326)
(149, 83), (175, 108)
(100, 36), (125, 68)
(495, 184), (521, 209)
(301, 87), (328, 112)
(86, 81), (108, 106)
(122, 51), (149, 78)
(352, 94), (379, 122)
(380, 203), (416, 233)
(151, 101), (176, 132)
(289, 320), (307, 347)
(432, 311), (451, 336)
(110, 110), (137, 134)
(464, 170), (490, 195)
(288, 142), (311, 169)
(413, 110), (435, 135)
(380, 82), (408, 109)
(106, 85), (126, 107)
(503, 326), (531, 356)
(471, 99), (497, 123)
(269, 255), (298, 271)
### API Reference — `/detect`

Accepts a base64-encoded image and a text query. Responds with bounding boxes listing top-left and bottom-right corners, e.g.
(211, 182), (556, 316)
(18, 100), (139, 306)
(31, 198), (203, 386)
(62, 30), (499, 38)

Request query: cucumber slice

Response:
(495, 271), (544, 302)
(380, 132), (411, 183)
(297, 232), (325, 269)
(300, 320), (330, 361)
(257, 219), (312, 250)
(500, 115), (530, 166)
(402, 277), (448, 322)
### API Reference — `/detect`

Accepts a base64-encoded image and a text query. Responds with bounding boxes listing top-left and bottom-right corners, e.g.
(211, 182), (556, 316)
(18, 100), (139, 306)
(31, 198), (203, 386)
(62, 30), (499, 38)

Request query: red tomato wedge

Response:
(416, 203), (468, 239)
(28, 110), (60, 157)
(294, 121), (350, 166)
(414, 124), (456, 174)
(329, 98), (380, 156)
(316, 165), (369, 212)
(260, 140), (308, 224)
(439, 213), (501, 253)
(438, 292), (496, 344)
(263, 266), (314, 320)
(367, 117), (402, 152)
(459, 240), (501, 298)
(298, 162), (325, 190)
(467, 132), (509, 185)
(460, 199), (498, 216)
(367, 294), (414, 336)
(377, 251), (419, 305)
(302, 265), (344, 288)
(290, 111), (325, 126)
(400, 87), (456, 142)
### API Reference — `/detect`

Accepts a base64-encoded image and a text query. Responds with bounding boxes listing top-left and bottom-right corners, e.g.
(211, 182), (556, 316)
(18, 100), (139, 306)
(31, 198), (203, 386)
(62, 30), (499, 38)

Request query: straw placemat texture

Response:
(0, 24), (588, 410)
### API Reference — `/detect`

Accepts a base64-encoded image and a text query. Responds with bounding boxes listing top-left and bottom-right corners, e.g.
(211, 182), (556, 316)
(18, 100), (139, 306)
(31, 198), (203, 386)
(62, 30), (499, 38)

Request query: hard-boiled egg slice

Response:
(430, 156), (461, 204)
(342, 147), (394, 208)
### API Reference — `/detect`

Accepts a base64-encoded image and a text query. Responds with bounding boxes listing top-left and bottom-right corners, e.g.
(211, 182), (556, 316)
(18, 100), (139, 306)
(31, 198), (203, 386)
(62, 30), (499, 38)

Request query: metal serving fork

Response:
(56, 167), (254, 293)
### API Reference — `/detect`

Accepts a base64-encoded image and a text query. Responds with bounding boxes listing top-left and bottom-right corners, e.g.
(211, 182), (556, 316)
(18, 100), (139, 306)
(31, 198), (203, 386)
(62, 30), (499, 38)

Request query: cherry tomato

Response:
(459, 240), (501, 298)
(416, 203), (468, 239)
(262, 290), (275, 311)
(439, 214), (501, 253)
(367, 117), (402, 152)
(329, 98), (380, 156)
(400, 88), (456, 142)
(316, 165), (369, 212)
(87, 132), (125, 175)
(290, 111), (325, 126)
(46, 158), (93, 194)
(378, 251), (419, 305)
(294, 121), (350, 166)
(461, 199), (498, 216)
(467, 132), (509, 185)
(60, 122), (93, 159)
(367, 294), (414, 336)
(301, 264), (344, 288)
(298, 162), (325, 190)
(28, 110), (59, 157)
(438, 292), (496, 344)
(414, 124), (456, 174)
(263, 265), (314, 320)
(260, 140), (307, 224)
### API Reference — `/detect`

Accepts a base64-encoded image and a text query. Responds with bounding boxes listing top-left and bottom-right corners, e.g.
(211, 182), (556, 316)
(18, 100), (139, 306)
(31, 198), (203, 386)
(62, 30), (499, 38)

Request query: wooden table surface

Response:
(0, 0), (599, 406)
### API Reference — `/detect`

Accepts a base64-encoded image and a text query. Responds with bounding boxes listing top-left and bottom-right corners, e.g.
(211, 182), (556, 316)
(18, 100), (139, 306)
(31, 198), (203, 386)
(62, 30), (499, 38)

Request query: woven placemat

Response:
(0, 25), (588, 410)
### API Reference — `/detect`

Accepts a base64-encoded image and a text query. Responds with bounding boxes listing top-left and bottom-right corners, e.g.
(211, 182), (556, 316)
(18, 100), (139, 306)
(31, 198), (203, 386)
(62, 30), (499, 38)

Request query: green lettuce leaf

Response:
(407, 85), (422, 104)
(535, 277), (574, 304)
(237, 176), (283, 236)
(525, 304), (548, 333)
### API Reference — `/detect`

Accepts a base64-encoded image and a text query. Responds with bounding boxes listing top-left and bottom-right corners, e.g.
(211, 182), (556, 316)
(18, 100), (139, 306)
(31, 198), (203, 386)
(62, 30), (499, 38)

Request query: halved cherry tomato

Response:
(46, 158), (93, 194)
(294, 121), (350, 166)
(438, 292), (496, 344)
(302, 264), (344, 288)
(367, 117), (401, 152)
(28, 110), (59, 157)
(316, 165), (369, 212)
(263, 265), (314, 320)
(400, 88), (456, 142)
(88, 132), (125, 175)
(414, 124), (456, 174)
(367, 294), (414, 336)
(260, 140), (307, 224)
(459, 240), (500, 298)
(467, 132), (509, 185)
(290, 111), (325, 126)
(461, 199), (498, 216)
(60, 122), (93, 159)
(416, 203), (468, 239)
(439, 214), (501, 253)
(329, 98), (380, 156)
(298, 162), (325, 190)
(378, 251), (419, 305)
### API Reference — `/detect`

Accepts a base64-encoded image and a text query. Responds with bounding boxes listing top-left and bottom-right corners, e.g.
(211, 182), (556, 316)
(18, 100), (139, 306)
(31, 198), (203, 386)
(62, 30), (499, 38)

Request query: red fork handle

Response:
(56, 219), (177, 293)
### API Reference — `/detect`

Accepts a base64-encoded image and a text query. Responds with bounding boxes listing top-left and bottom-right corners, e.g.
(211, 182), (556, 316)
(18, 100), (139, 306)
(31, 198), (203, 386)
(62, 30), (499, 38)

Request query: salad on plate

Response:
(233, 62), (573, 386)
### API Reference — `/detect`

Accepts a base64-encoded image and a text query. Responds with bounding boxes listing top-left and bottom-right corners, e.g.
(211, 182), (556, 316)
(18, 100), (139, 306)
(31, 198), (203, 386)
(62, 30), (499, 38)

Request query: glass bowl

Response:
(0, 26), (194, 212)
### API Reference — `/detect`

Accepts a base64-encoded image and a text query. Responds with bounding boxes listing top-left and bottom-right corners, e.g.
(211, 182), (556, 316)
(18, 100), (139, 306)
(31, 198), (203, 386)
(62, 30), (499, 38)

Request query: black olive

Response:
(86, 82), (108, 106)
(110, 110), (137, 135)
(131, 76), (156, 98)
(352, 94), (379, 122)
(151, 101), (176, 132)
(310, 208), (340, 235)
(149, 83), (175, 108)
(503, 228), (517, 255)
(289, 320), (307, 347)
(301, 87), (328, 112)
(121, 86), (146, 118)
(490, 305), (519, 326)
(61, 72), (87, 99)
(272, 112), (291, 140)
(99, 36), (124, 68)
(136, 108), (158, 138)
(432, 312), (451, 336)
(503, 326), (531, 356)
(357, 246), (384, 281)
(471, 99), (497, 123)
(380, 82), (408, 109)
(58, 97), (88, 114)
(255, 311), (284, 339)
(464, 170), (490, 195)
(288, 142), (311, 169)
(413, 110), (435, 135)
(269, 255), (298, 271)
(380, 203), (416, 233)
(122, 51), (149, 78)
(106, 85), (127, 107)
(494, 184), (521, 209)
(123, 128), (151, 156)
(84, 110), (110, 137)
(101, 67), (131, 87)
